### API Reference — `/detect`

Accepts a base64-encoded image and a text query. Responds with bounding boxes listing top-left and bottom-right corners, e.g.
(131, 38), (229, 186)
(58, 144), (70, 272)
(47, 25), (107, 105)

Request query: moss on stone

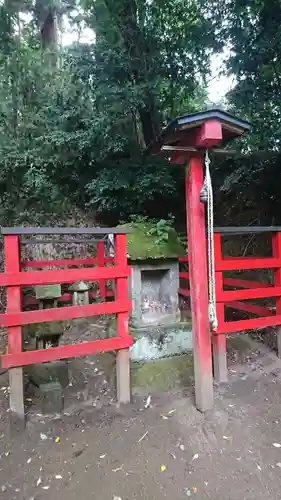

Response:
(131, 354), (194, 394)
(119, 218), (186, 260)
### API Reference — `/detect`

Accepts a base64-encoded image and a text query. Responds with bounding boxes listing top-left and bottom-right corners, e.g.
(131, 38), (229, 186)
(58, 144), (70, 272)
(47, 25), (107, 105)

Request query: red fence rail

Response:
(0, 227), (132, 370)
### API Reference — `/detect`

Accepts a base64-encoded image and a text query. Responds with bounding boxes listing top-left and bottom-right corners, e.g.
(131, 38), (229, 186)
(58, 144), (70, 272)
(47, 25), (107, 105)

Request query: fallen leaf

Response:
(112, 466), (123, 472)
(192, 487), (198, 493)
(55, 437), (60, 443)
(138, 431), (148, 443)
(144, 395), (151, 409)
(40, 433), (47, 441)
(4, 451), (10, 457)
(273, 443), (281, 448)
(160, 464), (166, 472)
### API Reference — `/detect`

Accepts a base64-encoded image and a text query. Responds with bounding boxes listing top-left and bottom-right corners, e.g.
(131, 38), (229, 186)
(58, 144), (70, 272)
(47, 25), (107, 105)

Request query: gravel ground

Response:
(1, 332), (281, 499)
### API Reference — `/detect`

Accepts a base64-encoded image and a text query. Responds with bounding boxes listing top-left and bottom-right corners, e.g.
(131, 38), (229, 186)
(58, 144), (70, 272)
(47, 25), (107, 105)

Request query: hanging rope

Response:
(201, 150), (218, 332)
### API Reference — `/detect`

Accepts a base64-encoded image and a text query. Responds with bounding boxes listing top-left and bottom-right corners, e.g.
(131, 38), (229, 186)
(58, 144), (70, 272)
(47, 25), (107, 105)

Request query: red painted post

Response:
(212, 232), (228, 383)
(272, 232), (281, 357)
(114, 233), (131, 403)
(97, 241), (106, 299)
(4, 235), (25, 425)
(186, 157), (214, 411)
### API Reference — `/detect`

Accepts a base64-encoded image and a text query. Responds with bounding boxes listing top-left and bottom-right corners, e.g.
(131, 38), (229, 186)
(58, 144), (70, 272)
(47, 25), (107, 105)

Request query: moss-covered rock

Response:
(119, 218), (186, 260)
(131, 354), (194, 394)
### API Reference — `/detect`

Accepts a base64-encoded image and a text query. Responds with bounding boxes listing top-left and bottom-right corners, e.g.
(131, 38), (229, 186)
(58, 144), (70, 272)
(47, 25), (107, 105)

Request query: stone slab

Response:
(40, 381), (64, 414)
(35, 284), (62, 300)
(130, 321), (192, 362)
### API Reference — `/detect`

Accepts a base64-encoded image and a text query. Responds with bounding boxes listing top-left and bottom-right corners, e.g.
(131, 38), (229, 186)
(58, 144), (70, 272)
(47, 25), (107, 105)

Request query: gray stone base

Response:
(26, 361), (68, 414)
(130, 321), (192, 362)
(40, 381), (64, 414)
(26, 361), (69, 388)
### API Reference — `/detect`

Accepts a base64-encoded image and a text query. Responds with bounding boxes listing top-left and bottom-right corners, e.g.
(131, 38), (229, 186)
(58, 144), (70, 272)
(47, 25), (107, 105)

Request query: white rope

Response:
(202, 150), (218, 332)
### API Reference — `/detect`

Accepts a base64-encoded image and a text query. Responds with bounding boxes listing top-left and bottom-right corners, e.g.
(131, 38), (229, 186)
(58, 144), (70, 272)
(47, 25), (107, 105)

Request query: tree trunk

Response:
(104, 0), (160, 146)
(35, 1), (58, 50)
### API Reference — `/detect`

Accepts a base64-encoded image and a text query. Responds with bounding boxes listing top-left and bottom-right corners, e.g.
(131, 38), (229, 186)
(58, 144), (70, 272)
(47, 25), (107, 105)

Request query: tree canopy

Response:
(0, 0), (280, 226)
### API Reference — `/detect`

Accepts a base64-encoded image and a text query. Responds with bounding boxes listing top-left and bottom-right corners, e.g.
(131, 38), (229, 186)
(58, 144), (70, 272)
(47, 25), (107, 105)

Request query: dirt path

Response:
(1, 336), (281, 499)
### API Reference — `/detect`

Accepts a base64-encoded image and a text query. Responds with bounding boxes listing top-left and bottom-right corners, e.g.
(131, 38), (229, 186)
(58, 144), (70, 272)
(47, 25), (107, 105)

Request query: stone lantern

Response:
(69, 280), (92, 305)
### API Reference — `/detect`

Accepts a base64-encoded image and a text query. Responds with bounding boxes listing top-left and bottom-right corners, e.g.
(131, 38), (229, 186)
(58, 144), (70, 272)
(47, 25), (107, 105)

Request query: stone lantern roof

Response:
(69, 280), (91, 292)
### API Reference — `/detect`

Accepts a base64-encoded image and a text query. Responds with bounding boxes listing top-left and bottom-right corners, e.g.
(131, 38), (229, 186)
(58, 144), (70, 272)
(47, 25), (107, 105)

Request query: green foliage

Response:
(218, 0), (281, 151)
(120, 215), (186, 260)
(148, 219), (173, 245)
(0, 0), (213, 225)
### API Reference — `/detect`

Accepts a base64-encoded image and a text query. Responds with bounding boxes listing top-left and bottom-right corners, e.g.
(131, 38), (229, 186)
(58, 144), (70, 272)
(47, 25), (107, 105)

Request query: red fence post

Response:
(186, 157), (214, 411)
(212, 232), (228, 383)
(114, 233), (131, 403)
(97, 241), (106, 299)
(4, 235), (25, 426)
(272, 231), (281, 357)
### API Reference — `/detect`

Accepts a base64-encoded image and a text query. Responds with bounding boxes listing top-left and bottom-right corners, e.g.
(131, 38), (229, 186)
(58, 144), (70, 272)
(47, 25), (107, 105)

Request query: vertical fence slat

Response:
(97, 241), (106, 299)
(212, 232), (228, 383)
(114, 233), (130, 403)
(4, 235), (25, 424)
(272, 232), (281, 357)
(115, 234), (129, 337)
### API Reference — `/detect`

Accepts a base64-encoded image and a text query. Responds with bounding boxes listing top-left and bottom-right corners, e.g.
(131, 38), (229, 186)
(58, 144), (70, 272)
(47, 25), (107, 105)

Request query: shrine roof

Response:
(147, 109), (251, 155)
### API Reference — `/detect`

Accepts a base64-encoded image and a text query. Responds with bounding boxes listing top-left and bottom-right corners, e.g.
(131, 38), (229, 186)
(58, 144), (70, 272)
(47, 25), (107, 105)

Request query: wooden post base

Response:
(193, 359), (214, 412)
(116, 348), (130, 404)
(9, 367), (25, 432)
(212, 335), (228, 384)
(276, 326), (281, 358)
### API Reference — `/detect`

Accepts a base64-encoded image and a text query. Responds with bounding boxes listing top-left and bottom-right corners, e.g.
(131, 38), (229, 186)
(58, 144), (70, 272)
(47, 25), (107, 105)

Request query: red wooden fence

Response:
(0, 227), (132, 370)
(179, 227), (281, 335)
